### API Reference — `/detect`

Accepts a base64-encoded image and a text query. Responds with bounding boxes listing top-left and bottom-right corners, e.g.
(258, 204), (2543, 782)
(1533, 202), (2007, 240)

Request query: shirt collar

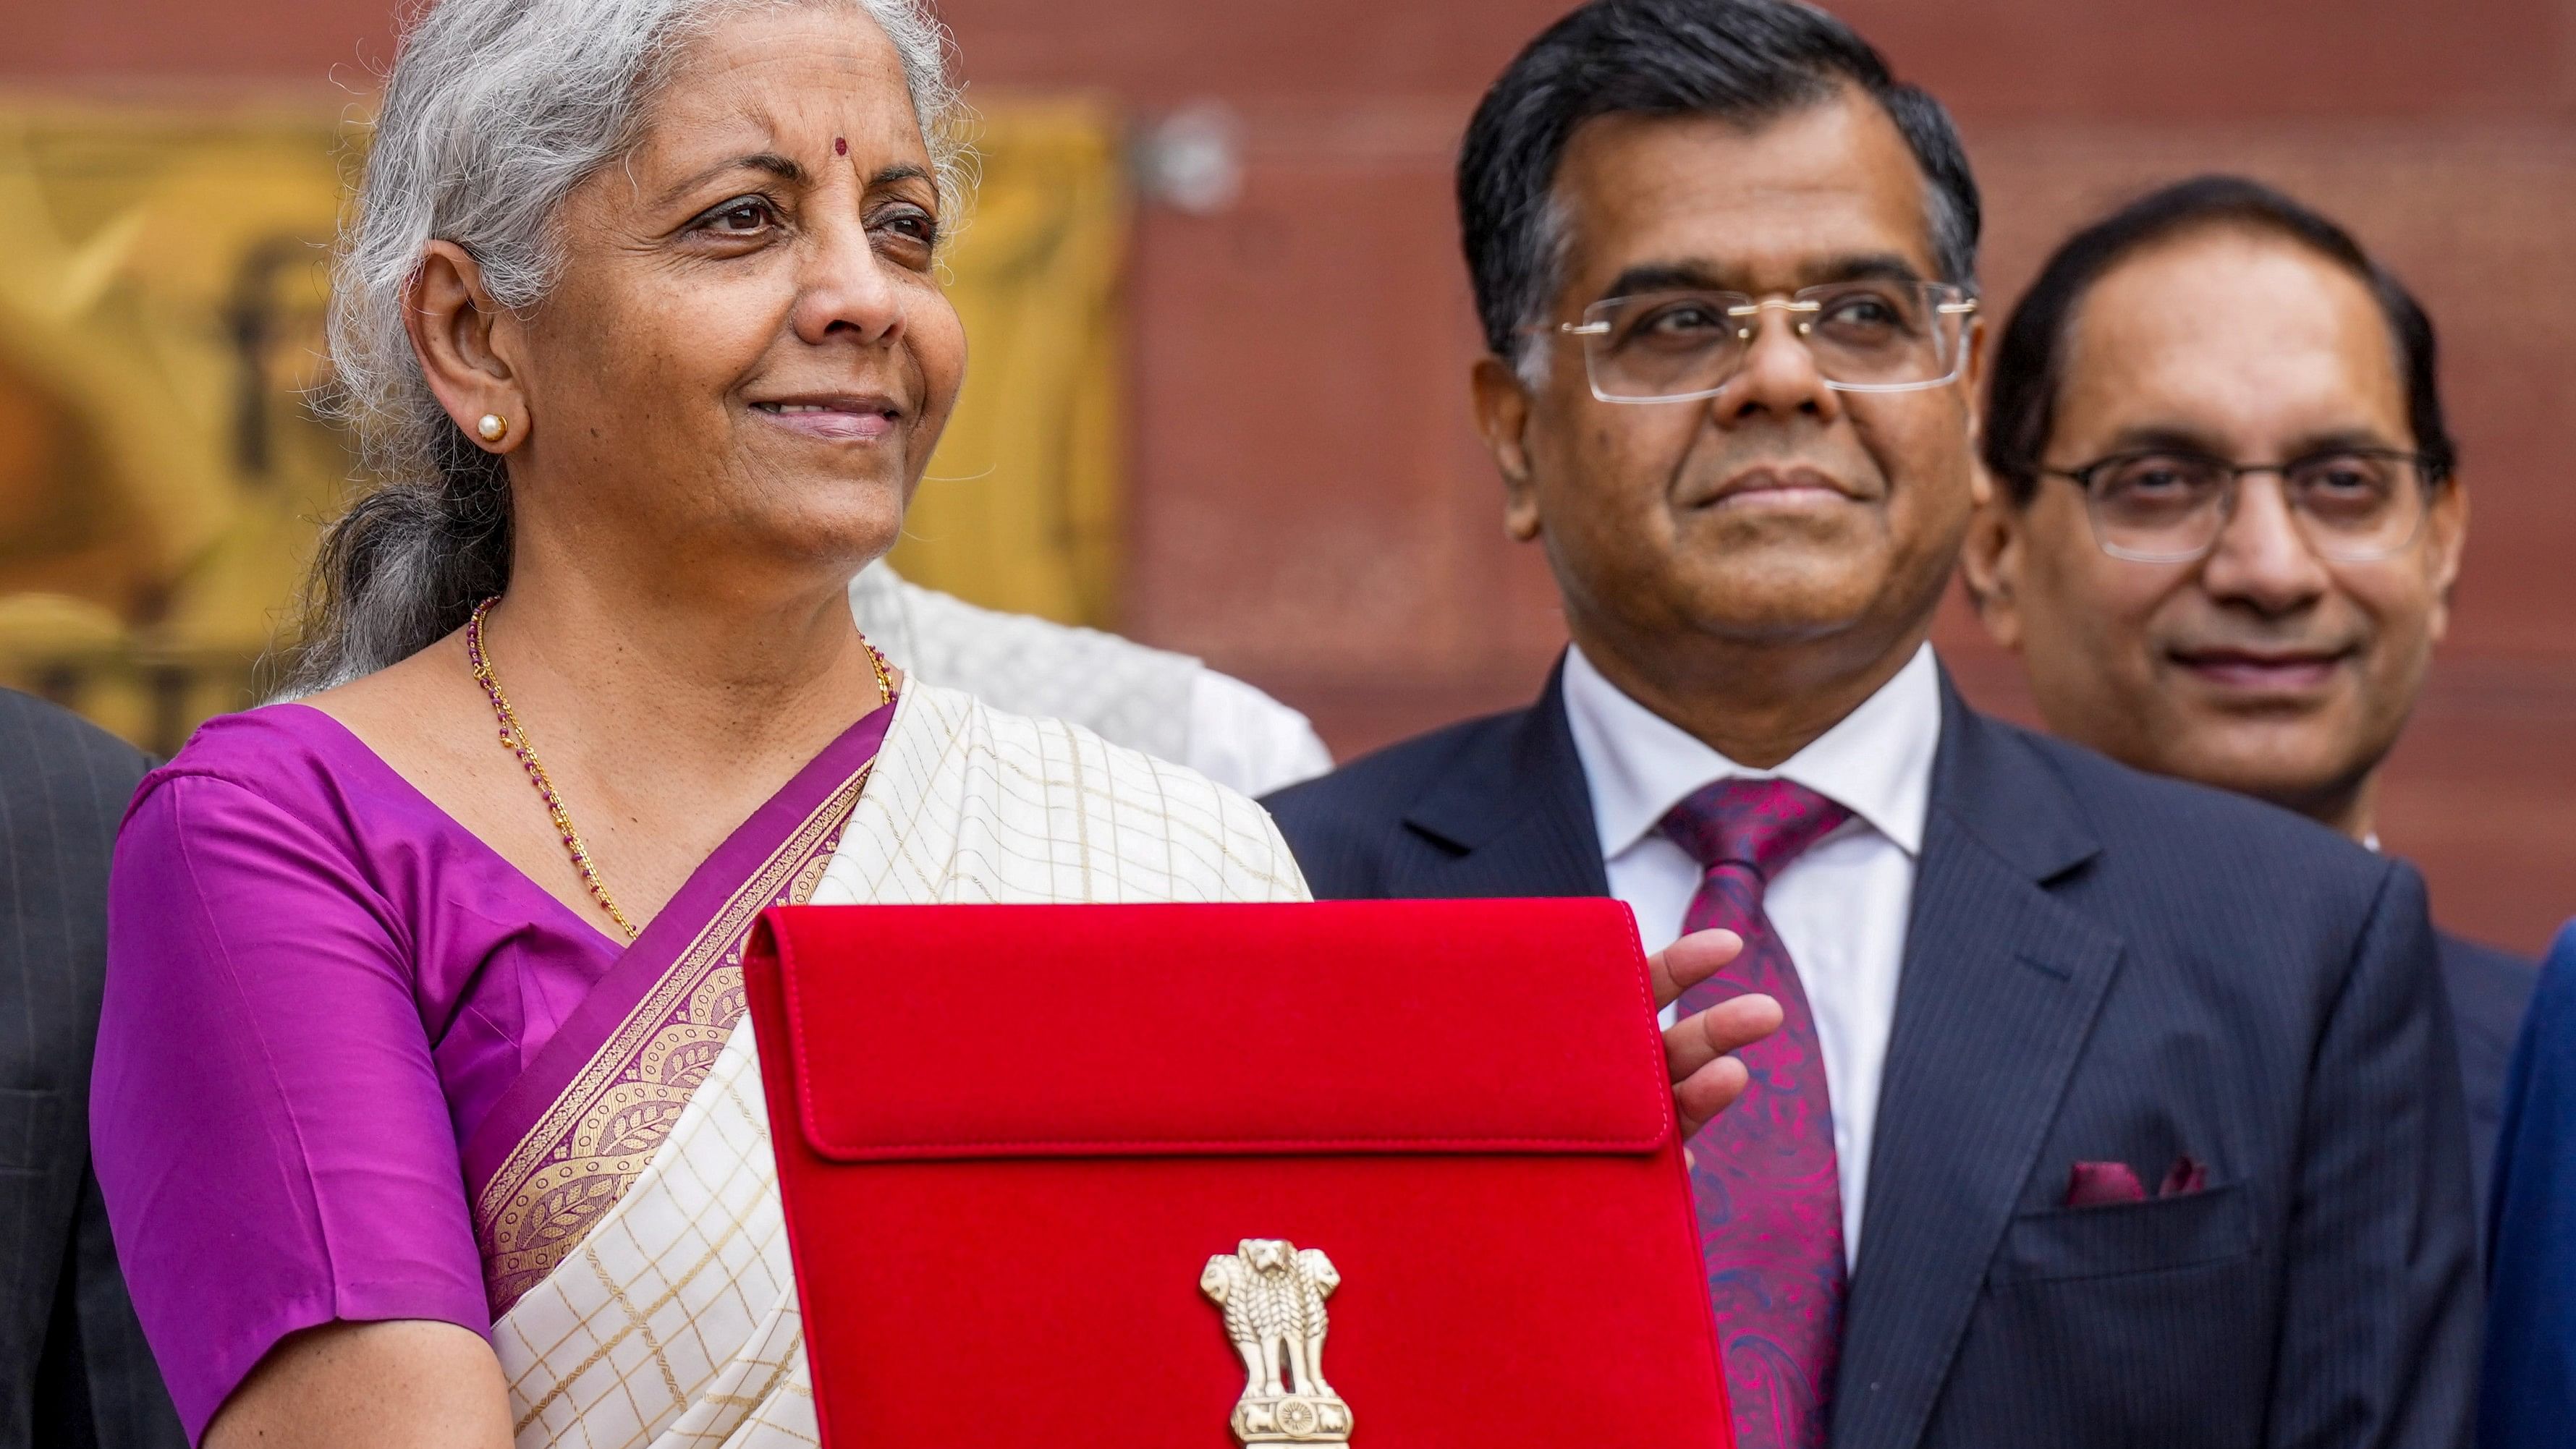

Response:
(1561, 639), (1942, 864)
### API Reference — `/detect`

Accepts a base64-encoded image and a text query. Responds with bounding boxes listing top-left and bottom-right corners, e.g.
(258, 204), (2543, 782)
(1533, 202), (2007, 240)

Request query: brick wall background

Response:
(12, 0), (2573, 950)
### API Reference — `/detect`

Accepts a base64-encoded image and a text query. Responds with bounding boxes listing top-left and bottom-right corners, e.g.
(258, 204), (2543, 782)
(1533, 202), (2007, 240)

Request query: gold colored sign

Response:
(1200, 1238), (1353, 1445)
(0, 102), (352, 749)
(0, 95), (1126, 752)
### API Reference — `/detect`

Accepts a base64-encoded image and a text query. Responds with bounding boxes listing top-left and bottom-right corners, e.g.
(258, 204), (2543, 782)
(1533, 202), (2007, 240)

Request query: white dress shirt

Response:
(1560, 641), (1942, 1259)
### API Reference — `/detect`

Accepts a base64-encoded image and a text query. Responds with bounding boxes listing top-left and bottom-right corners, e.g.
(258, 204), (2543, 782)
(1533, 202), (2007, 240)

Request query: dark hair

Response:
(1983, 174), (2455, 505)
(1457, 0), (1980, 367)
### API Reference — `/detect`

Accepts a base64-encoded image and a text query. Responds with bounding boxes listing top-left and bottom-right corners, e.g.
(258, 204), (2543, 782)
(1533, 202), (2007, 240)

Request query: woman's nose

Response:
(791, 217), (908, 348)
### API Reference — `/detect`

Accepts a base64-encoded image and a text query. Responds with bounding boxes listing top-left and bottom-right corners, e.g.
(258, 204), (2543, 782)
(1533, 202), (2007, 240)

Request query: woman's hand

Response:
(1648, 929), (1782, 1140)
(207, 1320), (512, 1449)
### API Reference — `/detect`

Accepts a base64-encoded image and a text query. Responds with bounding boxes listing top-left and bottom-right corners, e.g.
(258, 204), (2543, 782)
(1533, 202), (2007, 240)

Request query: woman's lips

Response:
(750, 400), (900, 442)
(2169, 649), (2347, 693)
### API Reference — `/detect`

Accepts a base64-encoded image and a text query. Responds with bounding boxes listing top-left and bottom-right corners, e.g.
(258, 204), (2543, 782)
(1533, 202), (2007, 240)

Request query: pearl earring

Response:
(477, 413), (509, 443)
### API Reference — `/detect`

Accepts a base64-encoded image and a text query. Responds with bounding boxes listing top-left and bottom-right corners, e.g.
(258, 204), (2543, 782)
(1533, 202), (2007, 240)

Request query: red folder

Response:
(745, 898), (1733, 1448)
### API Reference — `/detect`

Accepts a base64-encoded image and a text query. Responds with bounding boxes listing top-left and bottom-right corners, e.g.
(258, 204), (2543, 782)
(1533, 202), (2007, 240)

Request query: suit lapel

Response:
(1392, 663), (2127, 1449)
(1829, 684), (2125, 1449)
(1399, 661), (1609, 900)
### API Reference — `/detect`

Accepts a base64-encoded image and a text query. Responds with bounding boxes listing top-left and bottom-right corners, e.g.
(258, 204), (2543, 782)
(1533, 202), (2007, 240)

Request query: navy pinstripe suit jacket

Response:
(0, 690), (182, 1448)
(1265, 661), (2479, 1449)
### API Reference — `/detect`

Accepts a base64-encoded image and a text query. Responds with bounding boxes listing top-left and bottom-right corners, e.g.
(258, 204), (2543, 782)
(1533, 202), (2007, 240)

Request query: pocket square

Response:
(2065, 1160), (2146, 1207)
(2065, 1155), (2207, 1208)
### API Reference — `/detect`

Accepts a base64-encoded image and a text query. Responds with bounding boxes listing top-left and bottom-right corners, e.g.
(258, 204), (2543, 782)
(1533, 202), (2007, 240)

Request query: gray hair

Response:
(287, 0), (965, 692)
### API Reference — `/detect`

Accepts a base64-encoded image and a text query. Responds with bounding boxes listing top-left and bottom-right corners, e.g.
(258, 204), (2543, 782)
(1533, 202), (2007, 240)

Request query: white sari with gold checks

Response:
(483, 682), (1310, 1447)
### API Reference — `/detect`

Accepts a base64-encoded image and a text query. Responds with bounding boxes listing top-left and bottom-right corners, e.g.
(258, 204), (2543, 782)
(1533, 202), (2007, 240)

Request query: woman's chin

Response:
(749, 494), (907, 574)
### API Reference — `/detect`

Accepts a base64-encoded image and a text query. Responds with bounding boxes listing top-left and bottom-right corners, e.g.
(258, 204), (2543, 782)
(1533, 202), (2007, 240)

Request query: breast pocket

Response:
(0, 1086), (62, 1176)
(1990, 1181), (2257, 1285)
(1945, 1183), (2272, 1446)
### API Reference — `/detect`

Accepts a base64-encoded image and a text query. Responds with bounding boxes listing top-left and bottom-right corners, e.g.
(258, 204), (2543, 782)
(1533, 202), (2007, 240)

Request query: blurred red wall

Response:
(12, 0), (2574, 951)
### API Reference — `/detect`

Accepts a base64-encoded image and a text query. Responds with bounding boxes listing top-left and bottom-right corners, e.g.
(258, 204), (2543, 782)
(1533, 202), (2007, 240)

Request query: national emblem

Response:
(1200, 1238), (1355, 1445)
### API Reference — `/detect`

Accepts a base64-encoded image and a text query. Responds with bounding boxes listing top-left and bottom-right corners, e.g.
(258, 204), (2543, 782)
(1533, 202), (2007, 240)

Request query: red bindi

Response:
(834, 136), (847, 156)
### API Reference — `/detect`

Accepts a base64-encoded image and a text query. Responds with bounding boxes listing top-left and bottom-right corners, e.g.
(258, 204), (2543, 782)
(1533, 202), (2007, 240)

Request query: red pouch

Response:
(744, 898), (1732, 1448)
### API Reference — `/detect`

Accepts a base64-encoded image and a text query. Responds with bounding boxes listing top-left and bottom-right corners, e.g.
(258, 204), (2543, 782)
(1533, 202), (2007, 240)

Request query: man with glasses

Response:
(1961, 174), (2531, 1215)
(1266, 3), (2478, 1445)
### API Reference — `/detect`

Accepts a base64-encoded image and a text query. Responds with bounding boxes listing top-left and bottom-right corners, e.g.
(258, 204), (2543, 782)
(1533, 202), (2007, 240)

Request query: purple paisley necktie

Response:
(1661, 778), (1853, 1449)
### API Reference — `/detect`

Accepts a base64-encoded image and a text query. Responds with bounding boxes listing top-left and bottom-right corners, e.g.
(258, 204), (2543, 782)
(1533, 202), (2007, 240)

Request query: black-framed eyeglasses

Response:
(2043, 447), (2448, 564)
(1538, 281), (1978, 402)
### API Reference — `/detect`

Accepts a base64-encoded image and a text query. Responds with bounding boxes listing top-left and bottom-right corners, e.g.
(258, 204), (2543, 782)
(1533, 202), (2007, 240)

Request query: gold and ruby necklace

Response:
(462, 596), (894, 940)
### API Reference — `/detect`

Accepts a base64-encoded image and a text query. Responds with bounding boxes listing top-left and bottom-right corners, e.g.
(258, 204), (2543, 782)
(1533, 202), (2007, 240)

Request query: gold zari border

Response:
(473, 763), (873, 1316)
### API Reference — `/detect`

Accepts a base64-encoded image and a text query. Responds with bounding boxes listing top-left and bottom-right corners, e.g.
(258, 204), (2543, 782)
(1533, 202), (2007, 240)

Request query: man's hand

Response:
(1648, 928), (1781, 1140)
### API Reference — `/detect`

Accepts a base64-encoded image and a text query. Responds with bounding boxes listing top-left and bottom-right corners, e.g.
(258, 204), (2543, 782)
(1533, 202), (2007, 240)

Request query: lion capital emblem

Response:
(1200, 1238), (1354, 1444)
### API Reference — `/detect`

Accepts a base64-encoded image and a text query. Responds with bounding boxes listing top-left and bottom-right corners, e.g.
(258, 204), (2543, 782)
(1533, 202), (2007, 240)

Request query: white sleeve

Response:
(1182, 668), (1336, 799)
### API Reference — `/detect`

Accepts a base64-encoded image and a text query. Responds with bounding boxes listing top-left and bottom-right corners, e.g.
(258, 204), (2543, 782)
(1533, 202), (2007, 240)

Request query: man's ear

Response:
(405, 240), (530, 455)
(1958, 468), (2027, 652)
(2423, 471), (2470, 644)
(1470, 354), (1543, 542)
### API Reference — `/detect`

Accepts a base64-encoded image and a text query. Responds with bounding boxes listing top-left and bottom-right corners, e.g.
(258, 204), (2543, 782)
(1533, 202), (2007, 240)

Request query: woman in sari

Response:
(90, 0), (1779, 1445)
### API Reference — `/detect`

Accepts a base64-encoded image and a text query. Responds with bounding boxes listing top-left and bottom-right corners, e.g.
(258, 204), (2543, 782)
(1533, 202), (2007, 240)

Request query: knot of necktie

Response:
(1658, 776), (1853, 882)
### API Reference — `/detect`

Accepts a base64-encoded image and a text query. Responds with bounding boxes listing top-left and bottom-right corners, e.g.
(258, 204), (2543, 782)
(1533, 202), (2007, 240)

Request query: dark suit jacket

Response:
(0, 691), (182, 1449)
(2438, 930), (2535, 1221)
(1266, 663), (2480, 1449)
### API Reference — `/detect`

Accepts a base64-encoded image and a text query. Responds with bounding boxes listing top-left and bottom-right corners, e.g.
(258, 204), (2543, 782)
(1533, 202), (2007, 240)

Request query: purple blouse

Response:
(94, 705), (632, 1440)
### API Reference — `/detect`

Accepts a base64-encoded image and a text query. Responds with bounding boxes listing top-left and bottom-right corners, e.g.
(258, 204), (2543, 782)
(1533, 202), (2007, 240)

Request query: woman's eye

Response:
(876, 208), (937, 244)
(700, 198), (778, 234)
